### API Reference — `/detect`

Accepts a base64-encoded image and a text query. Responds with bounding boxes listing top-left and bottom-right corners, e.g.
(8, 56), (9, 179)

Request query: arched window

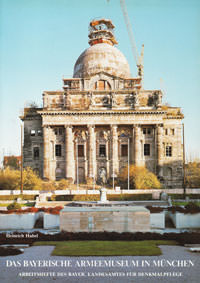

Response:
(93, 80), (111, 90)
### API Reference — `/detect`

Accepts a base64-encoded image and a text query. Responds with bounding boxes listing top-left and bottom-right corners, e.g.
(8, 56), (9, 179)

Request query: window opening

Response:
(99, 144), (106, 157)
(33, 147), (39, 159)
(78, 145), (84, 157)
(166, 145), (172, 157)
(55, 145), (62, 157)
(144, 144), (150, 156)
(121, 144), (128, 157)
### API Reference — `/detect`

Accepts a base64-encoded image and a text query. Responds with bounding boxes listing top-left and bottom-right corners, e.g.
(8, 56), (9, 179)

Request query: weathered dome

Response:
(73, 43), (131, 79)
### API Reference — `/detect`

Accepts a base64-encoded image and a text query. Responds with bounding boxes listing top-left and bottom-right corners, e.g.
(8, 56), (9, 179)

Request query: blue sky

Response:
(0, 0), (200, 162)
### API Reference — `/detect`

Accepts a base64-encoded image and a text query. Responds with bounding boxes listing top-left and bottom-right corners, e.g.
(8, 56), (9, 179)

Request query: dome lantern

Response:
(73, 19), (131, 79)
(88, 18), (118, 46)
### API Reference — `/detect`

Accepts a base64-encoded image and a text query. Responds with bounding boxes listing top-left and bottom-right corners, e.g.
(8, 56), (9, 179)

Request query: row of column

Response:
(43, 124), (164, 181)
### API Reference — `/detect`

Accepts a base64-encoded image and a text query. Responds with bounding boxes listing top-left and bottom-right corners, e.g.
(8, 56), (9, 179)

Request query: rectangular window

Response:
(99, 144), (106, 157)
(55, 144), (62, 157)
(78, 145), (84, 157)
(37, 129), (42, 136)
(143, 128), (146, 134)
(33, 147), (39, 159)
(166, 146), (172, 157)
(171, 129), (175, 135)
(165, 129), (168, 135)
(144, 144), (150, 156)
(30, 130), (36, 136)
(143, 128), (151, 135)
(121, 144), (128, 157)
(55, 128), (63, 135)
(147, 128), (151, 135)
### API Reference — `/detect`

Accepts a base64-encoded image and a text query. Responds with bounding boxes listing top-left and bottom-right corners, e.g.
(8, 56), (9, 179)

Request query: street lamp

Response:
(182, 123), (186, 198)
(93, 173), (95, 191)
(112, 161), (115, 190)
(128, 137), (130, 190)
(20, 123), (23, 194)
(76, 138), (79, 190)
(110, 136), (115, 190)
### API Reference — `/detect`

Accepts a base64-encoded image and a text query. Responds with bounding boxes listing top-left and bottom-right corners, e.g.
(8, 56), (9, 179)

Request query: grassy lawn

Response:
(33, 240), (178, 256)
(172, 201), (200, 206)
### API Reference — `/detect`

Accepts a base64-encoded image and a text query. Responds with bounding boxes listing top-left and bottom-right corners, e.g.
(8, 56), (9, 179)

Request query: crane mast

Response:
(120, 0), (144, 85)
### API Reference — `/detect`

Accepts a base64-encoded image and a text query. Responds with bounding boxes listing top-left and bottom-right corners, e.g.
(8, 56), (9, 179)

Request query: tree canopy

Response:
(119, 165), (161, 190)
(0, 167), (42, 190)
(185, 162), (200, 188)
(3, 156), (20, 170)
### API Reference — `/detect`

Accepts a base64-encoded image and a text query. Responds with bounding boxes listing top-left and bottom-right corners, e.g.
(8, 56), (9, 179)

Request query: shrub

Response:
(51, 194), (100, 202)
(108, 194), (152, 201)
(22, 167), (42, 190)
(0, 195), (37, 201)
(0, 168), (20, 190)
(3, 156), (20, 170)
(0, 167), (42, 190)
(119, 165), (161, 190)
(7, 202), (22, 210)
(185, 202), (199, 210)
(56, 179), (70, 190)
(42, 181), (56, 191)
(0, 247), (23, 256)
(185, 162), (200, 188)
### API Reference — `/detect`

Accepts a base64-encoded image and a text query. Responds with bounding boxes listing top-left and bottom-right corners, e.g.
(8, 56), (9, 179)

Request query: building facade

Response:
(21, 19), (184, 188)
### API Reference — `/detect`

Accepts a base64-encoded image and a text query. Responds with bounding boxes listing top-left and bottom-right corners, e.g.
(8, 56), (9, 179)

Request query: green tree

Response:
(0, 167), (42, 190)
(23, 167), (42, 190)
(119, 165), (161, 190)
(7, 202), (22, 210)
(0, 167), (20, 190)
(4, 156), (20, 170)
(185, 162), (200, 188)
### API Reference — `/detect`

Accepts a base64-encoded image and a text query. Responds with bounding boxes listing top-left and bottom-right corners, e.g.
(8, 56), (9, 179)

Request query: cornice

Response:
(37, 110), (166, 116)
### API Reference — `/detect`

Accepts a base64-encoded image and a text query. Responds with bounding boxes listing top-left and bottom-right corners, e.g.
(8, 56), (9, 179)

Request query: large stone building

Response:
(21, 19), (184, 188)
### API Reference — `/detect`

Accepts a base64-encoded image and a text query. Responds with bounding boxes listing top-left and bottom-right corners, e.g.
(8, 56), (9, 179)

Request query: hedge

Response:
(0, 231), (200, 246)
(0, 195), (37, 201)
(168, 194), (200, 200)
(51, 194), (153, 202)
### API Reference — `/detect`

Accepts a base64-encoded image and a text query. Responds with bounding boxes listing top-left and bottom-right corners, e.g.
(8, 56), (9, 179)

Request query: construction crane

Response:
(119, 0), (144, 84)
(106, 0), (144, 84)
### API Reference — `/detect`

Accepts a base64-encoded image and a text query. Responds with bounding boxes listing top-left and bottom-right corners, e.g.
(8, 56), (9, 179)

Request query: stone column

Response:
(83, 138), (88, 181)
(134, 125), (141, 166)
(111, 125), (119, 176)
(65, 125), (75, 182)
(43, 125), (50, 180)
(157, 124), (163, 176)
(177, 125), (182, 160)
(106, 139), (110, 178)
(88, 125), (96, 180)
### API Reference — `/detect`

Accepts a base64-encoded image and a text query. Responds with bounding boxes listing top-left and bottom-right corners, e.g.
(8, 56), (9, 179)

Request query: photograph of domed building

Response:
(21, 19), (184, 188)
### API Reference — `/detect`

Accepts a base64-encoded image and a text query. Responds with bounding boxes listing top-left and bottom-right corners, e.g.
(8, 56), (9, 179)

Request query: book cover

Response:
(0, 0), (199, 282)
